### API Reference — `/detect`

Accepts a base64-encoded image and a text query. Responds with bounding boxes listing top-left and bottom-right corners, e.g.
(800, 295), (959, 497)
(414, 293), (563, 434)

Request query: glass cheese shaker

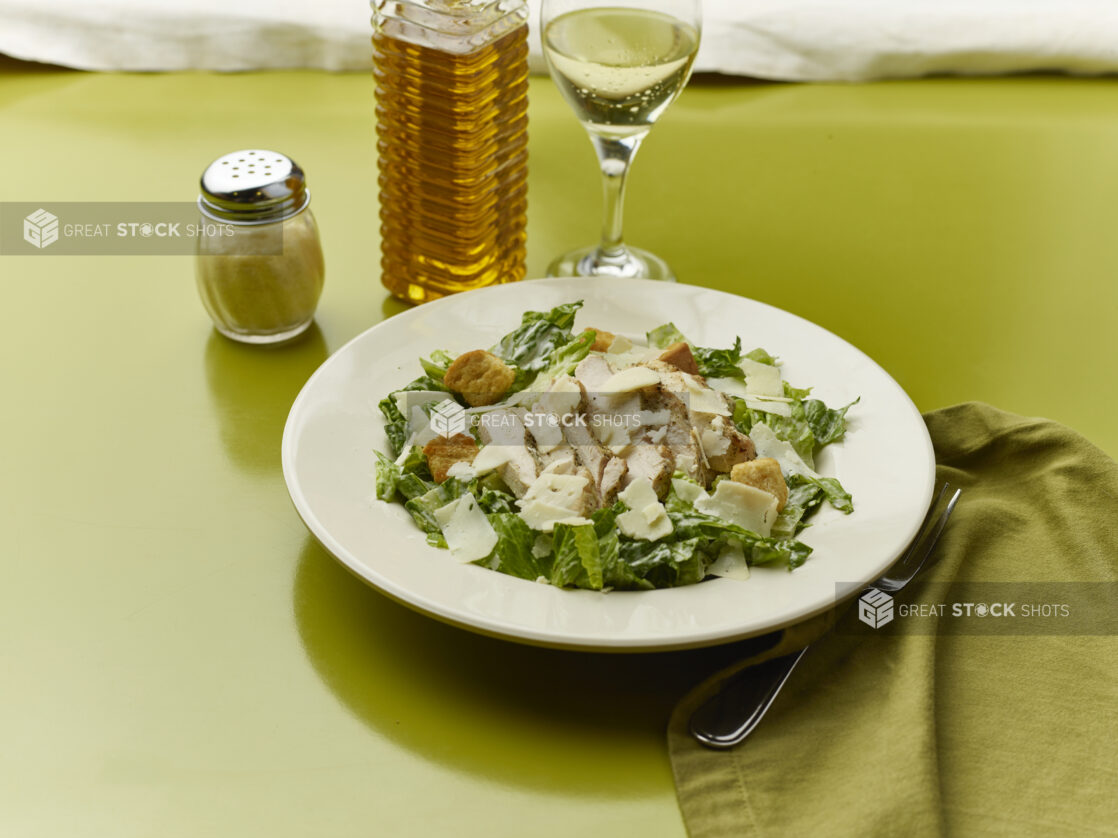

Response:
(373, 0), (529, 304)
(196, 150), (325, 344)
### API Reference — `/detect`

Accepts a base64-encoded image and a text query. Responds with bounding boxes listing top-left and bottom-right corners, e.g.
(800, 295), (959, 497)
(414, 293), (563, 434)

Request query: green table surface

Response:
(1, 57), (1116, 837)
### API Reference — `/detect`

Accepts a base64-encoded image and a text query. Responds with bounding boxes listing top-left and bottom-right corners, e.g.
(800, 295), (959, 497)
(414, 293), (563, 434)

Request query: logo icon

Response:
(23, 208), (59, 249)
(430, 398), (467, 439)
(858, 587), (894, 629)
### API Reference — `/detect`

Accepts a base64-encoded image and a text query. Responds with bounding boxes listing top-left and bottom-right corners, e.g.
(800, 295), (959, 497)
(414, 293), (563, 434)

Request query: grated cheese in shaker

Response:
(195, 150), (325, 344)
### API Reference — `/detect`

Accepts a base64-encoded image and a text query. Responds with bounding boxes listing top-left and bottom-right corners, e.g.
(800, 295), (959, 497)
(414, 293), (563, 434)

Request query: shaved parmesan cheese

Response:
(740, 359), (783, 397)
(446, 461), (478, 482)
(618, 503), (673, 541)
(619, 476), (659, 510)
(523, 472), (589, 509)
(394, 390), (448, 416)
(744, 396), (793, 418)
(471, 444), (515, 475)
(674, 452), (700, 482)
(607, 346), (661, 369)
(405, 405), (438, 448)
(698, 416), (731, 456)
(706, 377), (750, 399)
(541, 455), (577, 476)
(601, 366), (660, 394)
(434, 495), (498, 562)
(517, 472), (590, 531)
(606, 334), (634, 354)
(695, 480), (778, 537)
(617, 477), (673, 541)
(707, 540), (751, 581)
(671, 477), (707, 505)
(749, 422), (819, 479)
(519, 501), (590, 532)
(681, 376), (731, 416)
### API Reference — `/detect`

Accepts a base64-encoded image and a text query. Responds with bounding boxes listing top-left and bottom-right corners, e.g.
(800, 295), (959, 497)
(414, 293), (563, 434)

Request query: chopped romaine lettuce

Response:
(551, 522), (603, 589)
(419, 349), (454, 383)
(375, 302), (855, 590)
(485, 514), (549, 581)
(646, 322), (745, 379)
(744, 347), (778, 366)
(646, 322), (689, 349)
(492, 301), (584, 388)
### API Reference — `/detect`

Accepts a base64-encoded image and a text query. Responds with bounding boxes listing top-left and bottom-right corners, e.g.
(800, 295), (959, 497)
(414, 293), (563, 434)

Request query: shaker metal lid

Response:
(199, 149), (310, 224)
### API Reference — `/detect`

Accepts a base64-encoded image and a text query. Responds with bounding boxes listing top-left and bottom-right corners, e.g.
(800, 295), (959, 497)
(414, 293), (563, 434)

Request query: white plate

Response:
(282, 278), (934, 651)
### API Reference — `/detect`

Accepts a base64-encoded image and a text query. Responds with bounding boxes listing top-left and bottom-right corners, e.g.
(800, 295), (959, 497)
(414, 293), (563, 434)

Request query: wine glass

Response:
(541, 0), (701, 280)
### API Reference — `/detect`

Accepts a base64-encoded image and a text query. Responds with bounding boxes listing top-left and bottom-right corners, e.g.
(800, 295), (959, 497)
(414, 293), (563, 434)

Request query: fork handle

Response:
(689, 647), (809, 750)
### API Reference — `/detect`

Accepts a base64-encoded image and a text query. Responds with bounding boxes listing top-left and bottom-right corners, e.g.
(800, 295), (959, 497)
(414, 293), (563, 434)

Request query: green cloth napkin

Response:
(668, 402), (1118, 837)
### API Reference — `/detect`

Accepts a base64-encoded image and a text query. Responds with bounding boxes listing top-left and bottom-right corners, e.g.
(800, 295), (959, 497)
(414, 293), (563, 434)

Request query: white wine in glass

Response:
(542, 0), (701, 280)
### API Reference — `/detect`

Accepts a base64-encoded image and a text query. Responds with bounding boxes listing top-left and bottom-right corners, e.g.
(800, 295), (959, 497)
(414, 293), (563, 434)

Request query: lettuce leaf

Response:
(771, 479), (826, 539)
(804, 397), (857, 447)
(646, 322), (689, 349)
(486, 513), (549, 580)
(646, 322), (745, 379)
(662, 486), (813, 570)
(403, 485), (450, 548)
(378, 395), (410, 457)
(492, 301), (583, 381)
(378, 374), (455, 457)
(551, 522), (603, 589)
(618, 537), (710, 587)
(744, 347), (778, 366)
(693, 337), (745, 380)
(419, 349), (454, 383)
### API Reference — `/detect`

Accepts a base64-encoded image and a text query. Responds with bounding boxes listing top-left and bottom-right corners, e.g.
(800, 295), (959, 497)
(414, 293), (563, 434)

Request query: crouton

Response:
(582, 327), (615, 352)
(658, 341), (701, 376)
(730, 457), (788, 511)
(443, 349), (516, 407)
(423, 433), (479, 483)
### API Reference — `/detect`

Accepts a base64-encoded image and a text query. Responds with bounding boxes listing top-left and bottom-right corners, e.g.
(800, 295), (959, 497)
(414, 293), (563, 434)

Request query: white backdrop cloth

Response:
(1, 0), (1117, 81)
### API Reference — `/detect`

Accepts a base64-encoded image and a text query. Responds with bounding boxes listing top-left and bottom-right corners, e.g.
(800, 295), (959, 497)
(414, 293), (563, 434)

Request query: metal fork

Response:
(689, 483), (962, 750)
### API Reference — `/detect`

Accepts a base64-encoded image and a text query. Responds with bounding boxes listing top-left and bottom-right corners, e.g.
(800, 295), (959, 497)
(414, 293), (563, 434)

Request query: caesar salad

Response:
(375, 301), (855, 591)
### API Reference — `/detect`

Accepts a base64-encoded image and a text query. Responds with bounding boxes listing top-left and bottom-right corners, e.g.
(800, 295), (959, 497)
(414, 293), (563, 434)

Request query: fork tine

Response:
(901, 486), (961, 576)
(897, 482), (950, 568)
(914, 488), (961, 566)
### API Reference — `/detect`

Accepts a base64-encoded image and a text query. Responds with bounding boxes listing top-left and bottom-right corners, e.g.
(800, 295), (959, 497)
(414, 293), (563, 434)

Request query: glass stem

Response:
(589, 133), (645, 260)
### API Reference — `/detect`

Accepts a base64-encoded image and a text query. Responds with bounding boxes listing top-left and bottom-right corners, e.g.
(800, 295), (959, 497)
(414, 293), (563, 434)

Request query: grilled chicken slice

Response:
(703, 417), (757, 474)
(573, 354), (614, 393)
(641, 359), (758, 479)
(643, 387), (711, 485)
(531, 444), (579, 475)
(622, 442), (673, 498)
(476, 407), (537, 497)
(573, 354), (642, 452)
(561, 418), (614, 490)
(599, 456), (629, 505)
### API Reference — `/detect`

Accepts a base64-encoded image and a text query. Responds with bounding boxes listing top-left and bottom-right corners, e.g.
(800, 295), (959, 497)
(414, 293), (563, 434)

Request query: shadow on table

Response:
(293, 536), (777, 795)
(381, 294), (412, 320)
(203, 325), (329, 475)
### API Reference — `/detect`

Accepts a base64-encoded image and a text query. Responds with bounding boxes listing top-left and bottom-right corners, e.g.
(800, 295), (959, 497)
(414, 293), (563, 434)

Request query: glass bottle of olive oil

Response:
(373, 0), (529, 303)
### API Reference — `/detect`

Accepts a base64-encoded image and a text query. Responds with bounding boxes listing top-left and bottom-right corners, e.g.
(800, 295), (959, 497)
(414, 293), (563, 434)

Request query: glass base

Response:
(214, 317), (314, 346)
(546, 244), (676, 281)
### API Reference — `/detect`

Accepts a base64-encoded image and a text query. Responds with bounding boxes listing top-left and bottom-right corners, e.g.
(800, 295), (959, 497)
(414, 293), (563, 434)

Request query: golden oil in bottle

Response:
(373, 1), (529, 304)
